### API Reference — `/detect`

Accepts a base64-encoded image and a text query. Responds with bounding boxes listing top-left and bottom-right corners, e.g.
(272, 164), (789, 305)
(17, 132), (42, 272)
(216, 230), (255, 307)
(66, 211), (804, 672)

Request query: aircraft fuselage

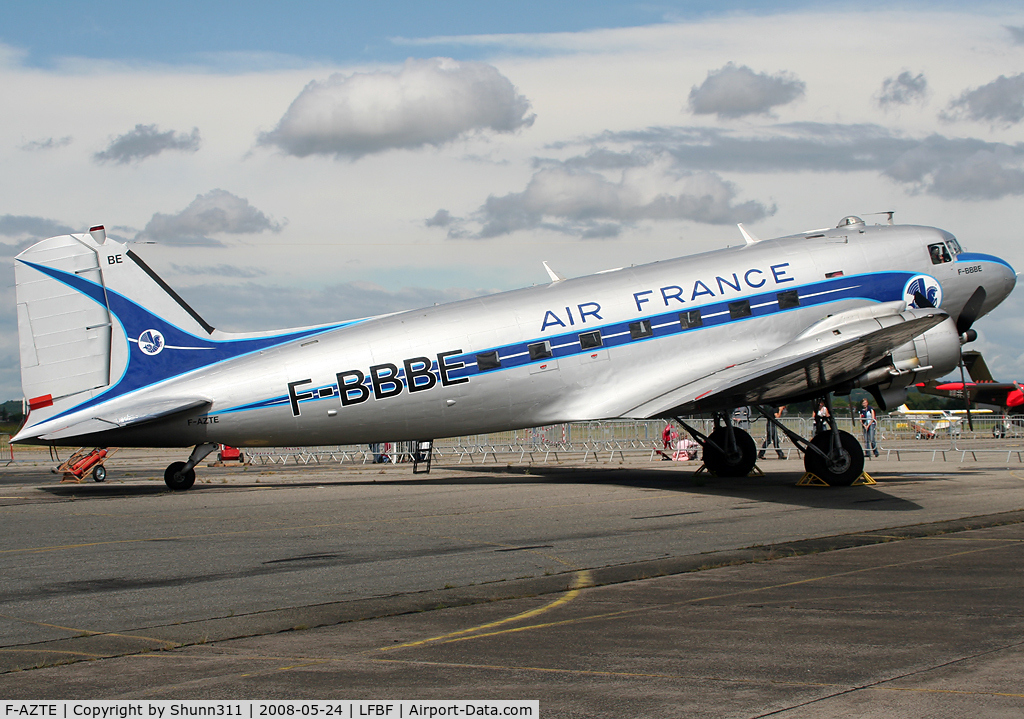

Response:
(13, 220), (1017, 449)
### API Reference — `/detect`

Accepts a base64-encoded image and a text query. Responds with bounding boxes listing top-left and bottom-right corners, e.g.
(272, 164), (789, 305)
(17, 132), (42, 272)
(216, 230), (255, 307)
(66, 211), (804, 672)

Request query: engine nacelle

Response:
(853, 317), (962, 409)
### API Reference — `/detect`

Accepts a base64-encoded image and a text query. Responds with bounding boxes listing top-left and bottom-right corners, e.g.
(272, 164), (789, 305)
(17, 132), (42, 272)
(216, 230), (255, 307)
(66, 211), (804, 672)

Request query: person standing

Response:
(814, 400), (830, 435)
(662, 423), (677, 450)
(859, 398), (879, 457)
(758, 405), (786, 459)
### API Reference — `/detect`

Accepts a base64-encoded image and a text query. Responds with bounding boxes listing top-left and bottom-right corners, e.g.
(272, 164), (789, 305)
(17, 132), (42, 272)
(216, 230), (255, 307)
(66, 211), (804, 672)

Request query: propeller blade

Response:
(957, 286), (987, 336)
(913, 291), (934, 309)
(960, 359), (973, 431)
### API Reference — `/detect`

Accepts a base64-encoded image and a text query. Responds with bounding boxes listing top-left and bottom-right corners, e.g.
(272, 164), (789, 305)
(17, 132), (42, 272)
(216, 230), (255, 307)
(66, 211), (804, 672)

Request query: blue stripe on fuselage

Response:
(956, 253), (1016, 273)
(444, 271), (908, 381)
(271, 270), (918, 414)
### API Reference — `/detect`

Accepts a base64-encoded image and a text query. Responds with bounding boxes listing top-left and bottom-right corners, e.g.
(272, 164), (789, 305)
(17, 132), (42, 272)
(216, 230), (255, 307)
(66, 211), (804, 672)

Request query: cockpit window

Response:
(946, 238), (962, 256)
(928, 242), (952, 265)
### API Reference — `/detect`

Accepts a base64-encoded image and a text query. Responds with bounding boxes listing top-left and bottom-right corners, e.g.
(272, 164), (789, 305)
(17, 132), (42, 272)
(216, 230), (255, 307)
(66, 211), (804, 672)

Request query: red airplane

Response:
(917, 351), (1024, 411)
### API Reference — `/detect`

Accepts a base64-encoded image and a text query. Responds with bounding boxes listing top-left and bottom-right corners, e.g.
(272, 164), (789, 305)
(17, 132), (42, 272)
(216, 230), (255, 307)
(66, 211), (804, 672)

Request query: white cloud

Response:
(170, 264), (267, 279)
(137, 190), (283, 246)
(19, 136), (73, 151)
(442, 155), (773, 239)
(877, 71), (928, 109)
(257, 57), (535, 159)
(569, 124), (1024, 201)
(94, 124), (201, 164)
(424, 209), (454, 228)
(687, 63), (805, 119)
(942, 74), (1024, 127)
(927, 149), (1024, 200)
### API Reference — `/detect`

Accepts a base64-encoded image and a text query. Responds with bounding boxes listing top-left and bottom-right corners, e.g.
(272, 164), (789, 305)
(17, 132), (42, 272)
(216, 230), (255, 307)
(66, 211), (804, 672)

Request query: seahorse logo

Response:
(138, 329), (165, 356)
(903, 275), (942, 309)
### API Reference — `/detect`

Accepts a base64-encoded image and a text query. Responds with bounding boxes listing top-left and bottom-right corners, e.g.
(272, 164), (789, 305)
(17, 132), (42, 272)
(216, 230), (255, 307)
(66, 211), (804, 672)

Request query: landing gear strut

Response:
(804, 431), (864, 486)
(754, 395), (864, 486)
(164, 443), (218, 491)
(673, 412), (757, 477)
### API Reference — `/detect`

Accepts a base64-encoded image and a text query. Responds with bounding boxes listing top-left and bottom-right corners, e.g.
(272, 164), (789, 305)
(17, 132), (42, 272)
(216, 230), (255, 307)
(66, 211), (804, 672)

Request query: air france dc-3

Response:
(12, 215), (1017, 488)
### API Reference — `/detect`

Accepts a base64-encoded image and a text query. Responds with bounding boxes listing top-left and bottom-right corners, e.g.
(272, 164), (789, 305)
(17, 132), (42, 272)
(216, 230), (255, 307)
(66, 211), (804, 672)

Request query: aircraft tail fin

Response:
(14, 228), (216, 426)
(15, 228), (348, 438)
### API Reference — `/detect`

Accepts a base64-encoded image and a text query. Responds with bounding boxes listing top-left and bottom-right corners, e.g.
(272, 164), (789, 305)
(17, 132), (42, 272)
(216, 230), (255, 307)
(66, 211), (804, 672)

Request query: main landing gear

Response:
(164, 443), (218, 491)
(755, 394), (864, 486)
(672, 413), (758, 477)
(672, 394), (865, 486)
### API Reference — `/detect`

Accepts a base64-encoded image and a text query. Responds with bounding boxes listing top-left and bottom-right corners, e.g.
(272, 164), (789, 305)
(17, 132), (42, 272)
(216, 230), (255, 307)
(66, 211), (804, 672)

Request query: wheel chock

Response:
(797, 472), (830, 486)
(693, 464), (764, 478)
(797, 471), (877, 487)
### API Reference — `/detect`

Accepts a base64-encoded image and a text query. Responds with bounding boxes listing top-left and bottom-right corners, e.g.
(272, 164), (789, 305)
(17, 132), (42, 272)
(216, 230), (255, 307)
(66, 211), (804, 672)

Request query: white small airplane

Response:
(891, 404), (993, 416)
(890, 404), (993, 438)
(12, 215), (1016, 487)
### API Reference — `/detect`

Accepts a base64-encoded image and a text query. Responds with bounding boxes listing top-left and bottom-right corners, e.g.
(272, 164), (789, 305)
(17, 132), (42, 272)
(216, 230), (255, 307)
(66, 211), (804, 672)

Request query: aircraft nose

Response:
(967, 252), (1016, 315)
(990, 256), (1017, 305)
(951, 252), (1017, 329)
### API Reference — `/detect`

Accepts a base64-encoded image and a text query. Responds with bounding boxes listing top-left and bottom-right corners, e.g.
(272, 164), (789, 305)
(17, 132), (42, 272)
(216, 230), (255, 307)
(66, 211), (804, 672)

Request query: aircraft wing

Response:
(624, 306), (949, 418)
(34, 397), (211, 441)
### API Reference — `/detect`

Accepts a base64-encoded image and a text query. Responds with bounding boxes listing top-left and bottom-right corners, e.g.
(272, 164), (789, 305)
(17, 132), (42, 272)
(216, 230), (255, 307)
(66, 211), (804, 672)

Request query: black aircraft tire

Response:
(703, 427), (757, 477)
(804, 431), (864, 486)
(164, 461), (196, 491)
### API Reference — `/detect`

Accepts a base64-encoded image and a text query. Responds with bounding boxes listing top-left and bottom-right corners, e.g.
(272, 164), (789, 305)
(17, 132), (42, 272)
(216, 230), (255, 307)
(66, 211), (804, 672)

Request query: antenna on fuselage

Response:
(542, 261), (564, 283)
(737, 223), (760, 244)
(865, 211), (895, 225)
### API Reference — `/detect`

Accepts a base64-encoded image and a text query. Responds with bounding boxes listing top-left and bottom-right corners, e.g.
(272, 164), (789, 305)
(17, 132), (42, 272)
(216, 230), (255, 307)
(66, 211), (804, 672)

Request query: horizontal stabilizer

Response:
(32, 397), (211, 441)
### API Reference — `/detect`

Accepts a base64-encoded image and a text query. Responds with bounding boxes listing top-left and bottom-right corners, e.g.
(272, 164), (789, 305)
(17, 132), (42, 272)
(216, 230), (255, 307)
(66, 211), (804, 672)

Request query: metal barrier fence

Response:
(240, 417), (828, 466)
(4, 416), (1023, 468)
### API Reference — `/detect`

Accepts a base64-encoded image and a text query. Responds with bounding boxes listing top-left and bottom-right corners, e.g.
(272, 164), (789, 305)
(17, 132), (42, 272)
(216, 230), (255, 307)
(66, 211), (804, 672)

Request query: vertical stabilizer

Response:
(15, 229), (350, 439)
(15, 230), (215, 425)
(962, 350), (994, 384)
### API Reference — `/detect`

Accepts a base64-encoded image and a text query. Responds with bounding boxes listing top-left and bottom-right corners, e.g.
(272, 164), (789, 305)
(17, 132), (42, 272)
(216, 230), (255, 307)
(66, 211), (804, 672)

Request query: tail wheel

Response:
(702, 427), (757, 477)
(804, 431), (864, 486)
(164, 461), (196, 491)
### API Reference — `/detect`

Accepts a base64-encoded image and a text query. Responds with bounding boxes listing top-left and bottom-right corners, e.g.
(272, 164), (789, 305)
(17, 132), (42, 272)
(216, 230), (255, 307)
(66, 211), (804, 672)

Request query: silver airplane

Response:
(12, 216), (1017, 488)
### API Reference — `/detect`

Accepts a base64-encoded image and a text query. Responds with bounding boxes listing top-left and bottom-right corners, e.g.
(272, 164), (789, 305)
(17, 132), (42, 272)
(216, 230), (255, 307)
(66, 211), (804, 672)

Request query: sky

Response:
(3, 1), (1024, 402)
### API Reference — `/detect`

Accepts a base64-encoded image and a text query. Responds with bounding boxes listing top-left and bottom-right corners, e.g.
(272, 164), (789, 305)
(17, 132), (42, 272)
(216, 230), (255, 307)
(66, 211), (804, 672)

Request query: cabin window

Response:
(946, 238), (962, 256)
(777, 289), (800, 310)
(528, 341), (552, 360)
(629, 319), (653, 339)
(476, 351), (501, 371)
(729, 300), (752, 319)
(928, 242), (952, 265)
(680, 309), (702, 329)
(579, 330), (603, 349)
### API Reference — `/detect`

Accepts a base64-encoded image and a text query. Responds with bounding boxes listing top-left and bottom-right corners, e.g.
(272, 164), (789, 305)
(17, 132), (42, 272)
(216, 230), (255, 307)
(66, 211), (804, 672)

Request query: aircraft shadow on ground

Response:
(34, 467), (928, 512)
(441, 465), (927, 511)
(25, 462), (977, 511)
